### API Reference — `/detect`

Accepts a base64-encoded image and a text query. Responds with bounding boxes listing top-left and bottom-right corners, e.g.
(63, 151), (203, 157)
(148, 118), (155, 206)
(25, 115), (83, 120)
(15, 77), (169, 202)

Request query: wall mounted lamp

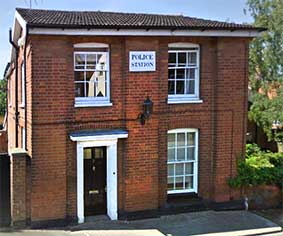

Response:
(140, 97), (153, 125)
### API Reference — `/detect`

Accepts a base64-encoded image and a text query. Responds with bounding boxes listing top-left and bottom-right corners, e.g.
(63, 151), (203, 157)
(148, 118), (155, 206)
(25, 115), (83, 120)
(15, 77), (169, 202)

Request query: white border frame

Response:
(73, 46), (112, 107)
(167, 128), (198, 194)
(70, 133), (128, 223)
(21, 62), (25, 107)
(168, 44), (200, 104)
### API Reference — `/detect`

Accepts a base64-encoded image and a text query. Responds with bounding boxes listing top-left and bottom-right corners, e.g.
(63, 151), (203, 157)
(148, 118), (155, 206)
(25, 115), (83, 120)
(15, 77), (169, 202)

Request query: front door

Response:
(84, 147), (107, 216)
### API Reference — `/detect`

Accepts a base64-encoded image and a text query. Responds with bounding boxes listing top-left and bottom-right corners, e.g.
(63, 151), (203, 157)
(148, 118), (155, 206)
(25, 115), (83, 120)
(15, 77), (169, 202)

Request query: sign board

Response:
(129, 51), (156, 72)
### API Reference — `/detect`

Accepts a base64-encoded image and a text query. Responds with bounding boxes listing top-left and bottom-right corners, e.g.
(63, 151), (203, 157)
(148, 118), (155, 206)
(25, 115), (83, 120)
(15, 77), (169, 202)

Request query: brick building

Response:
(6, 8), (263, 227)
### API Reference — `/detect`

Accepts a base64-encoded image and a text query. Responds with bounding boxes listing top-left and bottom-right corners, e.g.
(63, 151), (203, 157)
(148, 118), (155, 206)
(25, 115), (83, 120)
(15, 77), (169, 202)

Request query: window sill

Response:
(75, 102), (113, 108)
(168, 189), (197, 194)
(167, 98), (203, 104)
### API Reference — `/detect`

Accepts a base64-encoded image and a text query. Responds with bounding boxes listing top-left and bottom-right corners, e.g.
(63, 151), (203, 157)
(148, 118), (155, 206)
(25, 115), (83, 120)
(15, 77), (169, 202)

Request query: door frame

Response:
(71, 133), (128, 224)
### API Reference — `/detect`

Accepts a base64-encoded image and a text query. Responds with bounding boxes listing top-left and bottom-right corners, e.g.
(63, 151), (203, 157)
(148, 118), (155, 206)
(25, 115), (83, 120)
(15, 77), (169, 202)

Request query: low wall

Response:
(244, 185), (282, 209)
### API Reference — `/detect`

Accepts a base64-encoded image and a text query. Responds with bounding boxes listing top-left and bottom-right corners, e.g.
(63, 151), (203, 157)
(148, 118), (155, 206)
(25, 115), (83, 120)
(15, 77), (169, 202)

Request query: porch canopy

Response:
(69, 129), (128, 142)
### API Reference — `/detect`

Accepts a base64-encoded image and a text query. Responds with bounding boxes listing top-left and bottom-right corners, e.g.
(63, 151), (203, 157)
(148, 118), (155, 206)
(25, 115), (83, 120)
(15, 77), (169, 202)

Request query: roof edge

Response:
(28, 27), (264, 38)
(26, 22), (265, 32)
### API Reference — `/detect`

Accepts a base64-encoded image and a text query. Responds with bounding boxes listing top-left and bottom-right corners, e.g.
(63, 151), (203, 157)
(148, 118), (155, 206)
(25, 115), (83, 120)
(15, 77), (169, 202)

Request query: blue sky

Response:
(0, 0), (253, 77)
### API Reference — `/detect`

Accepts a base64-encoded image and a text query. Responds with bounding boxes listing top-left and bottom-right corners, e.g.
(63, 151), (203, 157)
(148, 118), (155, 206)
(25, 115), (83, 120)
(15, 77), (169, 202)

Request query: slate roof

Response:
(16, 8), (264, 31)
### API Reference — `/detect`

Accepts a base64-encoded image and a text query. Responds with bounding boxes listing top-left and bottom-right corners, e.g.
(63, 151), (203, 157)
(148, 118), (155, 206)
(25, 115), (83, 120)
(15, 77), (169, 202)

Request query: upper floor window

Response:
(168, 43), (201, 104)
(8, 79), (12, 107)
(21, 62), (25, 107)
(74, 43), (111, 107)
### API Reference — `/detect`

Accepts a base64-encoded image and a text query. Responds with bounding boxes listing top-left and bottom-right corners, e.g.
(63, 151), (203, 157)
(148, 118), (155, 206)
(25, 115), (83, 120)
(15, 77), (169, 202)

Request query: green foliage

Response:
(249, 87), (283, 142)
(247, 0), (283, 86)
(0, 79), (6, 116)
(247, 0), (283, 144)
(228, 143), (283, 187)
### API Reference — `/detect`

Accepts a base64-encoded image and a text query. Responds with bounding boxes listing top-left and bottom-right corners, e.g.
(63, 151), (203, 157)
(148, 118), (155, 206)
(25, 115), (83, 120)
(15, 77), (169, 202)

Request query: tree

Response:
(0, 79), (6, 117)
(247, 0), (283, 152)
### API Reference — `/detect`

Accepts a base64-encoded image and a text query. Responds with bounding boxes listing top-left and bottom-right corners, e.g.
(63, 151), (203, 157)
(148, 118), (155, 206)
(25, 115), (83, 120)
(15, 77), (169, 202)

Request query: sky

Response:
(0, 0), (253, 77)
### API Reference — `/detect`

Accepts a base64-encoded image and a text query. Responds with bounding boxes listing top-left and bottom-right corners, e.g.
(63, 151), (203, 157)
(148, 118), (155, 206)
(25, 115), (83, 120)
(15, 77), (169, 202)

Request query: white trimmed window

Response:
(168, 43), (201, 104)
(21, 127), (26, 150)
(21, 62), (25, 107)
(73, 43), (111, 107)
(8, 79), (12, 107)
(167, 128), (198, 194)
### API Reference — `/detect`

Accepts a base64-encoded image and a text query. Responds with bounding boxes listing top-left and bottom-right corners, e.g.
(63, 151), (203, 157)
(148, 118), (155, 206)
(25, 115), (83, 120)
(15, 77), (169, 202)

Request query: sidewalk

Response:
(0, 210), (282, 236)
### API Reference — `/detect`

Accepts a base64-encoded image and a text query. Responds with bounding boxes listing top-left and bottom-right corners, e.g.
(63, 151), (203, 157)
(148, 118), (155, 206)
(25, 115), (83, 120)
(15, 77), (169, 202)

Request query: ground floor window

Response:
(167, 128), (198, 194)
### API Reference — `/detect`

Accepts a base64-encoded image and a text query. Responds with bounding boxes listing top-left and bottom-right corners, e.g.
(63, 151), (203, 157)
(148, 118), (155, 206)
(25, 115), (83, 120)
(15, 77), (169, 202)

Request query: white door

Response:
(107, 143), (118, 220)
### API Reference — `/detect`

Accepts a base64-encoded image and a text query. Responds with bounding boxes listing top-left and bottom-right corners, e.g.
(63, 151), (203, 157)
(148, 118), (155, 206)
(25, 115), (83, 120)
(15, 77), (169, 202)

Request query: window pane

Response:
(97, 54), (107, 70)
(75, 54), (85, 69)
(86, 54), (96, 70)
(86, 71), (107, 97)
(187, 68), (195, 79)
(177, 148), (185, 161)
(178, 52), (186, 66)
(175, 177), (183, 190)
(185, 163), (193, 175)
(168, 81), (175, 94)
(176, 69), (185, 79)
(177, 133), (185, 146)
(176, 81), (184, 94)
(97, 81), (107, 97)
(168, 148), (175, 161)
(86, 82), (95, 97)
(187, 147), (195, 160)
(188, 133), (195, 145)
(186, 80), (195, 95)
(86, 71), (97, 83)
(168, 53), (176, 65)
(74, 71), (85, 82)
(185, 176), (193, 189)
(189, 52), (197, 65)
(168, 133), (175, 147)
(167, 177), (174, 191)
(168, 164), (174, 177)
(168, 69), (175, 79)
(75, 82), (85, 97)
(175, 163), (183, 176)
(84, 148), (92, 159)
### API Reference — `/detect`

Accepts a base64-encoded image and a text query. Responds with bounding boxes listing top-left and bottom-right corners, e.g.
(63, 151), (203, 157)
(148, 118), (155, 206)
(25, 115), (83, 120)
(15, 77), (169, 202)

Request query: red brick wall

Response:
(10, 153), (28, 226)
(8, 34), (249, 223)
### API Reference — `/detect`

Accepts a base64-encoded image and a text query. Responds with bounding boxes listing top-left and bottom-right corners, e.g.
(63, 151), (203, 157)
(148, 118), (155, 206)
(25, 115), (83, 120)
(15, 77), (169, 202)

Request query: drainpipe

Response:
(9, 28), (19, 148)
(23, 26), (29, 151)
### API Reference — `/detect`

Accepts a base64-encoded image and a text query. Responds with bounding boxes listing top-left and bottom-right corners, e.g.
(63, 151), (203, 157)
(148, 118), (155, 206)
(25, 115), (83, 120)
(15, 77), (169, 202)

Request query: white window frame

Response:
(167, 43), (202, 104)
(21, 62), (25, 107)
(167, 128), (198, 194)
(73, 44), (112, 107)
(8, 79), (12, 107)
(22, 127), (26, 150)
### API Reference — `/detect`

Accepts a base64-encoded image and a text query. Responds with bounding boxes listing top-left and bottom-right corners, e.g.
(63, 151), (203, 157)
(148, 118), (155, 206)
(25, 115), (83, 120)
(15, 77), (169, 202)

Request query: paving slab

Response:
(0, 210), (281, 236)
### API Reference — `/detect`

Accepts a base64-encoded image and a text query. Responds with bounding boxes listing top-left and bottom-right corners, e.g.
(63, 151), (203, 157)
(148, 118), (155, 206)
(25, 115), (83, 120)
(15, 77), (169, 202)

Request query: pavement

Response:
(253, 209), (283, 228)
(0, 210), (282, 236)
